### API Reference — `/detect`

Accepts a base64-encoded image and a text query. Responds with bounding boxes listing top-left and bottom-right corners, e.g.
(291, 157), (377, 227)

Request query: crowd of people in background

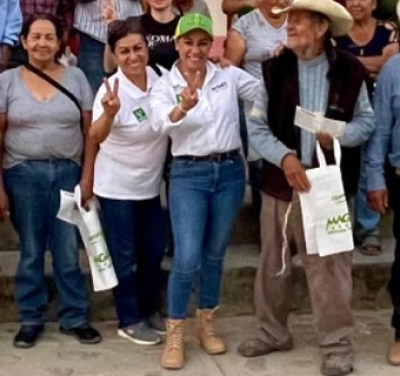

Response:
(0, 1), (400, 375)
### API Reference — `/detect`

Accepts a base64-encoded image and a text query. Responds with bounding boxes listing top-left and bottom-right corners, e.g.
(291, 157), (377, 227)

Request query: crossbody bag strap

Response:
(24, 62), (84, 131)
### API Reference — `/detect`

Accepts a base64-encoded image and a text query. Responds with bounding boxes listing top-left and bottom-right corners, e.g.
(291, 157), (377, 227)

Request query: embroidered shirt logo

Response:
(211, 82), (228, 92)
(133, 108), (148, 122)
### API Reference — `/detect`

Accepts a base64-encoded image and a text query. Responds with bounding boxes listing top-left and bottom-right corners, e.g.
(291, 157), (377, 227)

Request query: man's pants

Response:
(255, 192), (354, 354)
(389, 171), (400, 339)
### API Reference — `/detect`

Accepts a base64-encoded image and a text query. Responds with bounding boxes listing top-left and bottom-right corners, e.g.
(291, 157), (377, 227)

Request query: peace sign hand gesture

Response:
(179, 71), (201, 112)
(102, 0), (117, 24)
(101, 78), (120, 117)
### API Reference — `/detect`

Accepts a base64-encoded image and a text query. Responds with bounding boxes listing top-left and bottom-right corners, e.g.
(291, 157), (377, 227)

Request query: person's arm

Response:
(224, 29), (247, 66)
(247, 83), (310, 192)
(221, 0), (256, 16)
(79, 110), (99, 205)
(1, 0), (22, 71)
(338, 81), (375, 147)
(0, 113), (9, 222)
(74, 69), (98, 205)
(231, 66), (259, 102)
(150, 77), (195, 132)
(247, 84), (294, 167)
(104, 44), (117, 74)
(366, 62), (394, 213)
(358, 42), (399, 75)
(90, 77), (120, 144)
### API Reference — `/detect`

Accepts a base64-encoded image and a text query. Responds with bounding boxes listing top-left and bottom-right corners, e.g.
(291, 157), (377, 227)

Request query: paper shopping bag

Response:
(299, 140), (354, 257)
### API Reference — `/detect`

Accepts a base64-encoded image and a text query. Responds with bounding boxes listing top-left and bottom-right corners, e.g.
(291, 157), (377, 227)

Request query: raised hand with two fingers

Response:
(101, 77), (120, 118)
(179, 71), (202, 113)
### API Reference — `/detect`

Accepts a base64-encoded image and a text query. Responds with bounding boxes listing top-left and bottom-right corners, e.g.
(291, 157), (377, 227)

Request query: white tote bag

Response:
(73, 186), (118, 291)
(299, 140), (354, 257)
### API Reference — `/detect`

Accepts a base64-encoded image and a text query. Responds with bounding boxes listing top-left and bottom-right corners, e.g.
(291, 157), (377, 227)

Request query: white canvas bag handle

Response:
(315, 138), (342, 168)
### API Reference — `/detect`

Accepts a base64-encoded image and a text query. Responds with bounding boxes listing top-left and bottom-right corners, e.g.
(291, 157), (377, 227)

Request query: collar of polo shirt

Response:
(168, 60), (220, 89)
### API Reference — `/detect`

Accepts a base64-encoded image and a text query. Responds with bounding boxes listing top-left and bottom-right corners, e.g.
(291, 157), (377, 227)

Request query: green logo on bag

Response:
(133, 107), (148, 122)
(326, 213), (351, 234)
(176, 94), (182, 103)
(94, 252), (110, 264)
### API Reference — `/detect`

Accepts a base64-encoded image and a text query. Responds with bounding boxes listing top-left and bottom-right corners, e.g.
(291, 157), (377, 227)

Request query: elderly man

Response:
(366, 49), (400, 365)
(238, 1), (375, 375)
(0, 0), (21, 72)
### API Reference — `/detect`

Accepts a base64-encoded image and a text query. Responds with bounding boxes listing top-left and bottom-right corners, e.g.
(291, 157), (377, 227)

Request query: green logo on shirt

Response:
(133, 108), (148, 122)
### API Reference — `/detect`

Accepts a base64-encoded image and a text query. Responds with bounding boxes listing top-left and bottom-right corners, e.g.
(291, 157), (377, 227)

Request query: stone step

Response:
(0, 202), (394, 249)
(0, 241), (395, 322)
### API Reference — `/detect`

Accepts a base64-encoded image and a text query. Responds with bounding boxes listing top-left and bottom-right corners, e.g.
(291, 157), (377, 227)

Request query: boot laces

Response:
(168, 324), (183, 349)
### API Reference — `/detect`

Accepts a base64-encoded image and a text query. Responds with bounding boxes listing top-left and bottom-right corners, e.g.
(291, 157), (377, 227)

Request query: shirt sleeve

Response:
(149, 77), (186, 132)
(0, 71), (11, 113)
(232, 13), (248, 37)
(366, 64), (394, 192)
(201, 1), (211, 18)
(92, 84), (107, 123)
(2, 0), (22, 47)
(231, 66), (260, 102)
(74, 68), (94, 111)
(338, 81), (375, 147)
(247, 83), (295, 167)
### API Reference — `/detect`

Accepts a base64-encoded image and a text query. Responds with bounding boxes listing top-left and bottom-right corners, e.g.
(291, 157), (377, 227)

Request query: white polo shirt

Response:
(150, 62), (260, 156)
(93, 66), (169, 200)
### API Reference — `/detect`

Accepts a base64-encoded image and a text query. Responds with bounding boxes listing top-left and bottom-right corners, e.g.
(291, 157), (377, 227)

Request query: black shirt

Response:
(140, 13), (180, 70)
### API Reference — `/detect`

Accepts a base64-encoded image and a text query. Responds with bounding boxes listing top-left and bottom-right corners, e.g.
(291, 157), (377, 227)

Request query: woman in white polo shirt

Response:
(90, 18), (168, 347)
(150, 13), (259, 369)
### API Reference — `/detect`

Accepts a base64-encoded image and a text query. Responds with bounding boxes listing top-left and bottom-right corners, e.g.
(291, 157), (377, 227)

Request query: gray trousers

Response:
(255, 192), (354, 355)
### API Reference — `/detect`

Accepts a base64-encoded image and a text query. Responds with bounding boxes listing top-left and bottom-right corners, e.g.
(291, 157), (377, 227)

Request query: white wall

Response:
(205, 0), (227, 36)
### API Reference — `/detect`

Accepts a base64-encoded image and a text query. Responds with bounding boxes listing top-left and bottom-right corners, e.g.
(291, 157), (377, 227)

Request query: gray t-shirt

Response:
(233, 9), (287, 80)
(0, 66), (93, 169)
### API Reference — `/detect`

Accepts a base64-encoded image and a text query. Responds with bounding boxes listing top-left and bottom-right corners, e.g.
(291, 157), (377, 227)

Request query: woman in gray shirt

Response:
(0, 14), (100, 349)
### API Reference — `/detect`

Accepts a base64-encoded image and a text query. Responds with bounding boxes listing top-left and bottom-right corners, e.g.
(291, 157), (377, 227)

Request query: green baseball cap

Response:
(174, 13), (213, 39)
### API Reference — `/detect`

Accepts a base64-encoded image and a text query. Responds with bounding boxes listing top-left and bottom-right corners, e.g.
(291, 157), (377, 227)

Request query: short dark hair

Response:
(21, 13), (64, 40)
(107, 17), (148, 53)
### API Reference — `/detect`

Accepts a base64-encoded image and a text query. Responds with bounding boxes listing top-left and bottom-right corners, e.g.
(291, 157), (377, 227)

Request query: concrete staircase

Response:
(0, 202), (395, 322)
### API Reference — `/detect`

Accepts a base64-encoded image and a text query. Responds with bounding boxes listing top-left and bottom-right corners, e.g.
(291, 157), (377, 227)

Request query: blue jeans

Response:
(354, 145), (380, 240)
(167, 154), (245, 319)
(98, 196), (166, 328)
(77, 32), (106, 94)
(3, 160), (89, 328)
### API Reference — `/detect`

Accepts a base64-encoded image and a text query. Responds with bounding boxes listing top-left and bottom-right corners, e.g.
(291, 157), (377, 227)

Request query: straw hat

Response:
(272, 0), (354, 36)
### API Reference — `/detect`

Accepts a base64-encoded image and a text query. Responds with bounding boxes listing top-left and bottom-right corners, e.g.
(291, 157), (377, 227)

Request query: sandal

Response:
(360, 235), (381, 256)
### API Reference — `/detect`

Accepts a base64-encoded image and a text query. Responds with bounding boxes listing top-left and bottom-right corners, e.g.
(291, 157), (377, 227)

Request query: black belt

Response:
(176, 149), (240, 162)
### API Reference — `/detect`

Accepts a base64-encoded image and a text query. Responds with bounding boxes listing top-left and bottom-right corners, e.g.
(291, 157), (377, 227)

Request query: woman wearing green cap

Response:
(150, 12), (260, 370)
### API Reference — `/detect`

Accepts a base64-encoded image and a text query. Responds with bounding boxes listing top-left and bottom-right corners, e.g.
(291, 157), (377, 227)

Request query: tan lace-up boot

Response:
(196, 307), (226, 355)
(160, 319), (185, 369)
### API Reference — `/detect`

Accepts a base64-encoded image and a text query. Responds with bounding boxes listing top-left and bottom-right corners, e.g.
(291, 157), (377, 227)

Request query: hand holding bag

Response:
(73, 186), (118, 291)
(299, 139), (354, 257)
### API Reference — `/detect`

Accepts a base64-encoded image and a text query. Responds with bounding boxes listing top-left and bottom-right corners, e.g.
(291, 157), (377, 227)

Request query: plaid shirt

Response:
(20, 0), (75, 32)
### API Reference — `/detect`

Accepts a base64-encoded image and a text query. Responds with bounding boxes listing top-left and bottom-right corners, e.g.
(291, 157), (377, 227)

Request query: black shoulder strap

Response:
(149, 63), (163, 77)
(24, 63), (84, 130)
